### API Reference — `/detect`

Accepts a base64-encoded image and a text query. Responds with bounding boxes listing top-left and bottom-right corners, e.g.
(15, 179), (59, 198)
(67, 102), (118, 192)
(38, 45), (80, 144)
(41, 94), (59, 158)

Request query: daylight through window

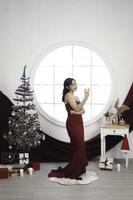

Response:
(32, 45), (112, 126)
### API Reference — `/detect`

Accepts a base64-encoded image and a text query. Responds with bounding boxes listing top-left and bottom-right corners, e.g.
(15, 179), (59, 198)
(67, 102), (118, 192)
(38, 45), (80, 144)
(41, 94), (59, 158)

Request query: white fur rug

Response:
(49, 171), (98, 185)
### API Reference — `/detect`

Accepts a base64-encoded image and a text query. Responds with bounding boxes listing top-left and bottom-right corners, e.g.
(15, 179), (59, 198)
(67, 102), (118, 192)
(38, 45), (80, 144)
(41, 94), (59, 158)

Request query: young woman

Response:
(48, 78), (89, 180)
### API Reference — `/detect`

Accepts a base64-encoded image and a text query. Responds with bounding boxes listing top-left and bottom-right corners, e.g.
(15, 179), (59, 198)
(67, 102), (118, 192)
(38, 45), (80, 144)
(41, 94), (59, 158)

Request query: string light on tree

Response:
(5, 65), (45, 152)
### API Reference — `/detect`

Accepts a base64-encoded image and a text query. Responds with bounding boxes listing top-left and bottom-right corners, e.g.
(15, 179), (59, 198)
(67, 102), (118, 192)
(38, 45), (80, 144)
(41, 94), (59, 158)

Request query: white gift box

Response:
(99, 157), (114, 170)
(19, 153), (29, 164)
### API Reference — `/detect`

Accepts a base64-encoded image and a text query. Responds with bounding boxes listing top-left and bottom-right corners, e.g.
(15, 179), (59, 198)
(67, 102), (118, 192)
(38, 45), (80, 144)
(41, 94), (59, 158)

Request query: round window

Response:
(31, 44), (113, 126)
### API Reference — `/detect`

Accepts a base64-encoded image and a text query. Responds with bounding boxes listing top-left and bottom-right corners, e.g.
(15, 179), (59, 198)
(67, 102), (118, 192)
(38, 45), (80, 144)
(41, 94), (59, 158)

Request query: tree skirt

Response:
(49, 171), (98, 185)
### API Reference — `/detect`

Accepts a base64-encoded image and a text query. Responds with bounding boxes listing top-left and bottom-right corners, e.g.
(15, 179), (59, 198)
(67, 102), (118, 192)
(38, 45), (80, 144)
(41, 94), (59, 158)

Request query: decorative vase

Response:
(112, 114), (119, 125)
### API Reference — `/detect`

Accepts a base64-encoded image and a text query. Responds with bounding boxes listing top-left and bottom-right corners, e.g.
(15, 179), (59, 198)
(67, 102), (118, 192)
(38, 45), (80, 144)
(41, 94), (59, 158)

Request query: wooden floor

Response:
(0, 158), (133, 200)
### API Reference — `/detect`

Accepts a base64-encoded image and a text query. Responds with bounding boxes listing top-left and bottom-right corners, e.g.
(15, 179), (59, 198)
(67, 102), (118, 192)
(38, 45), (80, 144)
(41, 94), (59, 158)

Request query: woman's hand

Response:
(84, 88), (90, 100)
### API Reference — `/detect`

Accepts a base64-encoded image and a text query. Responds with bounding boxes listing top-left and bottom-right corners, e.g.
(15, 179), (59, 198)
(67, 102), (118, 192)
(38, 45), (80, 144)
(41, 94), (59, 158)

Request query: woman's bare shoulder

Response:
(65, 92), (73, 98)
(75, 96), (80, 102)
(65, 93), (74, 103)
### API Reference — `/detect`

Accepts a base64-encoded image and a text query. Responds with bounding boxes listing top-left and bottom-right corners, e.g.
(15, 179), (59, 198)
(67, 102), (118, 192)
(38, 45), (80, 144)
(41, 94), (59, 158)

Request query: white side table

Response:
(100, 124), (129, 168)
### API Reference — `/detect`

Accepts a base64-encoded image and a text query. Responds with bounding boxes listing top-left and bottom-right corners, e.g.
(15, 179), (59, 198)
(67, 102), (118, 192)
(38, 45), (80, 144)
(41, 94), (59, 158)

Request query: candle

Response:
(28, 167), (33, 175)
(117, 163), (121, 172)
(20, 169), (24, 177)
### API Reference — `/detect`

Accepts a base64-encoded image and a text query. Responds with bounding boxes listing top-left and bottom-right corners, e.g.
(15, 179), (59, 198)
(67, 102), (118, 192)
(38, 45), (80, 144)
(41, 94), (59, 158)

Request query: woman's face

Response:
(68, 80), (77, 92)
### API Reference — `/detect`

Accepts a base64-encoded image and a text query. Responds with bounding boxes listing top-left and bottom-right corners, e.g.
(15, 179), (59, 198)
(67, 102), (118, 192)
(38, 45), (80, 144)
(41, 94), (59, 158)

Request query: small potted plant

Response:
(104, 111), (113, 125)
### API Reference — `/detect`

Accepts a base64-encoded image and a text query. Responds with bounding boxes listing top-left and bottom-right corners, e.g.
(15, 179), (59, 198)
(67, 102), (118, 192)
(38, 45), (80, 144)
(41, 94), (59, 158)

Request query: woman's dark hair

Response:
(62, 78), (75, 102)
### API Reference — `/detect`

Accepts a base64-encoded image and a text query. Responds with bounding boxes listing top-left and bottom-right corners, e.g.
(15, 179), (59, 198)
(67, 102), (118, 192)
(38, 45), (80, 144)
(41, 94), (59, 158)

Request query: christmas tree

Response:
(4, 65), (44, 152)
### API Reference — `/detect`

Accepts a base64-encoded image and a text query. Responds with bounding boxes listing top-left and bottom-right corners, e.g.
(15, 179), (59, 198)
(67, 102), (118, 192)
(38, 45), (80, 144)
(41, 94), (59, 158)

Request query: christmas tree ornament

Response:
(4, 65), (45, 153)
(1, 152), (16, 164)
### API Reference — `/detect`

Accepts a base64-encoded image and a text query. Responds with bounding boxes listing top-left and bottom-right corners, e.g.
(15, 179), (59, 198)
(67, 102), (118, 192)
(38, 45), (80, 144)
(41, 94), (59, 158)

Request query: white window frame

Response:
(30, 41), (116, 127)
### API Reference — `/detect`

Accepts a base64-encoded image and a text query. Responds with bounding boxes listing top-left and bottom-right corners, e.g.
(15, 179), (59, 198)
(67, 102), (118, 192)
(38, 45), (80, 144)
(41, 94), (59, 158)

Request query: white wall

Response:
(0, 0), (133, 158)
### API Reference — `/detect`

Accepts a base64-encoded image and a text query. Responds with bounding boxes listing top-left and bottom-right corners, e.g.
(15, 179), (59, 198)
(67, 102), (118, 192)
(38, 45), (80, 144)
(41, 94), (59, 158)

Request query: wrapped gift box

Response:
(0, 165), (12, 172)
(30, 162), (40, 171)
(0, 168), (9, 179)
(99, 157), (114, 170)
(19, 153), (29, 164)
